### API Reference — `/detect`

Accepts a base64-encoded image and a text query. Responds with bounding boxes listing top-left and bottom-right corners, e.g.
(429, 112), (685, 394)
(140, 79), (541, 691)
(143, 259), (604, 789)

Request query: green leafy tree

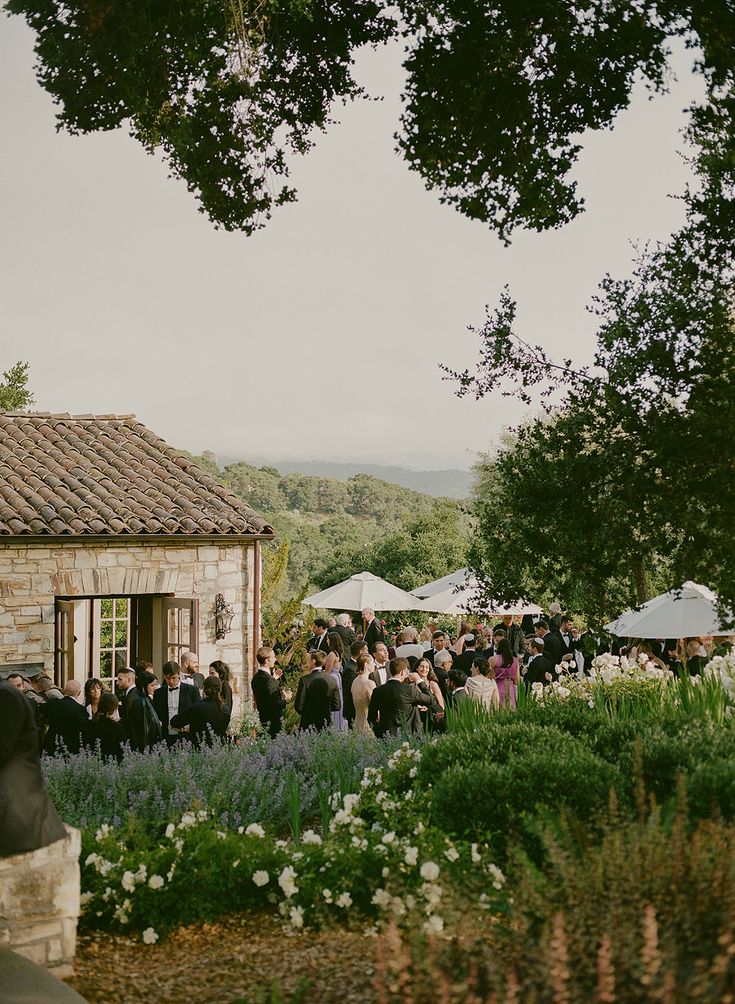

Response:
(454, 195), (735, 613)
(10, 2), (735, 238)
(224, 463), (286, 512)
(314, 499), (471, 592)
(0, 361), (34, 411)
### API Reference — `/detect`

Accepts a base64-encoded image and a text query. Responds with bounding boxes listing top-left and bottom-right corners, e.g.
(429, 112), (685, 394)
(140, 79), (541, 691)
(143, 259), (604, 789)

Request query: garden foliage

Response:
(46, 656), (735, 1000)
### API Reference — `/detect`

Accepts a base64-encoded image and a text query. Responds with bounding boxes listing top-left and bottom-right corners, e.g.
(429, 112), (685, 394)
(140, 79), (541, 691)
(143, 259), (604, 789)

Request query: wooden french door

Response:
(54, 600), (75, 688)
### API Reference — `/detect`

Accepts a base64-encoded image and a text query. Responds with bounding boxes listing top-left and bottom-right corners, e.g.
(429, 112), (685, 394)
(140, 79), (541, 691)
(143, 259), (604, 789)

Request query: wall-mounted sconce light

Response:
(214, 593), (235, 640)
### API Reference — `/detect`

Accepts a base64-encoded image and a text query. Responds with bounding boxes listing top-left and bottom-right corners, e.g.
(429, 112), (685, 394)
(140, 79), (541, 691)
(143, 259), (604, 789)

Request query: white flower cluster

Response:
(534, 652), (673, 703)
(704, 653), (735, 699)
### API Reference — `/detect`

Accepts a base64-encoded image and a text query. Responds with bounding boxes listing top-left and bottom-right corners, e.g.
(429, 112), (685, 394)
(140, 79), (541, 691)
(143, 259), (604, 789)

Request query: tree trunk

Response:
(633, 558), (652, 606)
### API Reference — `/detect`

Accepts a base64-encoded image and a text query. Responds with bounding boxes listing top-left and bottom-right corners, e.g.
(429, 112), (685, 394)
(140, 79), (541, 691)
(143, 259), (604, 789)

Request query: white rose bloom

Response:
(245, 823), (265, 838)
(302, 830), (322, 845)
(142, 927), (159, 945)
(444, 847), (460, 862)
(470, 844), (481, 864)
(336, 892), (352, 909)
(289, 906), (305, 929)
(148, 875), (165, 890)
(278, 866), (298, 898)
(165, 823), (176, 839)
(419, 861), (440, 882)
(423, 915), (444, 935)
(252, 870), (270, 887)
(381, 831), (396, 845)
(121, 871), (136, 893)
(404, 847), (419, 867)
(371, 888), (391, 909)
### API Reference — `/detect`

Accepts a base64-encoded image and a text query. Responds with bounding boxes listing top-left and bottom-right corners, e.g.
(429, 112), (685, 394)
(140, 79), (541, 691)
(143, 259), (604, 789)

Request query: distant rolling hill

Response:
(218, 458), (473, 500)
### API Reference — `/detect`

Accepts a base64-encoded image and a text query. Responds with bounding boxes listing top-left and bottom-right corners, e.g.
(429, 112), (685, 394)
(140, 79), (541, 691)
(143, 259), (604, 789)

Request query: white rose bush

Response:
(77, 742), (507, 942)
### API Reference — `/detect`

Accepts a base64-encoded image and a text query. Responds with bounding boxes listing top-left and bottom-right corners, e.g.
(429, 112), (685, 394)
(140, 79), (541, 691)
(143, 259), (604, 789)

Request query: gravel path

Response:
(68, 914), (379, 1004)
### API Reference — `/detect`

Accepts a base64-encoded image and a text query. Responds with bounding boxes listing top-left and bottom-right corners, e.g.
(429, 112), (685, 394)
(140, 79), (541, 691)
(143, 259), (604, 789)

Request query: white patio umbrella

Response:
(604, 581), (734, 639)
(419, 584), (542, 617)
(302, 571), (428, 612)
(413, 567), (475, 598)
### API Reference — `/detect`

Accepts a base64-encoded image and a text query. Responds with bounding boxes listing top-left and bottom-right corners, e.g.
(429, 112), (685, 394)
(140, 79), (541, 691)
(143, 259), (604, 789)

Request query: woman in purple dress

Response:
(491, 638), (520, 709)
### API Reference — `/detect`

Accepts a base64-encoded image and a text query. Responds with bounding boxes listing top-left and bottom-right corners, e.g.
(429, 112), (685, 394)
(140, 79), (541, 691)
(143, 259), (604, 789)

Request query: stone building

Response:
(0, 412), (274, 707)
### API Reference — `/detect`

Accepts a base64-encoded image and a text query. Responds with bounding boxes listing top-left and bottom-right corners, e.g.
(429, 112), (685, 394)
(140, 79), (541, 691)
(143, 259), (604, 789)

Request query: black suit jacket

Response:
(153, 682), (201, 739)
(364, 619), (385, 652)
(0, 683), (67, 855)
(539, 632), (563, 667)
(453, 650), (478, 676)
(559, 632), (581, 658)
(525, 655), (555, 686)
(251, 669), (287, 737)
(171, 698), (230, 745)
(367, 678), (437, 737)
(449, 688), (472, 707)
(333, 624), (357, 654)
(295, 670), (341, 731)
(42, 695), (89, 755)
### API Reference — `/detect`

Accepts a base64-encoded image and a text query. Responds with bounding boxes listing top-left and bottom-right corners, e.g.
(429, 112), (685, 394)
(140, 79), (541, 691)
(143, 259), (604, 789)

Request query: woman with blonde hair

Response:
(351, 653), (376, 734)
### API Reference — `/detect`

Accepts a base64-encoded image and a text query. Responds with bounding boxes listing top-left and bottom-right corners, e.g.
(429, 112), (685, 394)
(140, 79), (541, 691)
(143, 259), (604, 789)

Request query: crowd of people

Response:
(251, 604), (735, 738)
(4, 652), (234, 759)
(5, 602), (732, 760)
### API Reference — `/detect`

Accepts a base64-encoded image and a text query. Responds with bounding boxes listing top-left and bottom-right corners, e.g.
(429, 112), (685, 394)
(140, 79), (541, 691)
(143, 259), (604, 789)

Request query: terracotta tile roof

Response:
(0, 413), (274, 537)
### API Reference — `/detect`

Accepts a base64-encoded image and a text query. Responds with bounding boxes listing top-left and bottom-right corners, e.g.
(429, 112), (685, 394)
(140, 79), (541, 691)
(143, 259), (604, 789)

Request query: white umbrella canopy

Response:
(604, 581), (734, 639)
(419, 584), (543, 617)
(413, 567), (475, 598)
(302, 571), (428, 613)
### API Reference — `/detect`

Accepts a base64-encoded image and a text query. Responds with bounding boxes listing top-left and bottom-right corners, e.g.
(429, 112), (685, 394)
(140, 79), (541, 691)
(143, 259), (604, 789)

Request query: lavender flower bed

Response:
(44, 730), (400, 833)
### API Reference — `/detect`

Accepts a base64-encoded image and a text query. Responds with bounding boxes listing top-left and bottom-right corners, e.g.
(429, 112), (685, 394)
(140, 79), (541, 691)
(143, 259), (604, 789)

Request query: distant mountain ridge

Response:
(218, 458), (472, 500)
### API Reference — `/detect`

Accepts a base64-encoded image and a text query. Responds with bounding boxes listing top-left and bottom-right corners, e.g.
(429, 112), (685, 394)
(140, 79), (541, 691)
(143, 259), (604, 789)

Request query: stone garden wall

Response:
(0, 827), (81, 978)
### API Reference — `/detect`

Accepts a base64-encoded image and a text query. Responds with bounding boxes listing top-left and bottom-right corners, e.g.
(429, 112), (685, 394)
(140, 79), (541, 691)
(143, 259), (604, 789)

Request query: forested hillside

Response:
(186, 452), (472, 605)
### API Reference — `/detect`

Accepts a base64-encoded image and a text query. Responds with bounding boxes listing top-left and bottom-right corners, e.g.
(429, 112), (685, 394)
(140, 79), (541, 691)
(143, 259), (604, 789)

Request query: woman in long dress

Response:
(415, 657), (445, 731)
(351, 653), (376, 734)
(491, 639), (520, 709)
(325, 632), (346, 732)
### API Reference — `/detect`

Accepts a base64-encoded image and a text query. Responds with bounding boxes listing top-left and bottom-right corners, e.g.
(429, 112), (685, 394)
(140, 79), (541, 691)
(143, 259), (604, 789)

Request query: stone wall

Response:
(0, 827), (81, 979)
(0, 539), (258, 705)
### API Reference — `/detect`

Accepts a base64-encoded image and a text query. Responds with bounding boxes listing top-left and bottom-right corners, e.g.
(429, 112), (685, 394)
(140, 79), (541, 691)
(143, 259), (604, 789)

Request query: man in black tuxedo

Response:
(535, 620), (563, 669)
(251, 646), (289, 738)
(524, 638), (555, 686)
(0, 681), (68, 855)
(181, 651), (206, 696)
(307, 618), (331, 654)
(153, 661), (201, 745)
(558, 615), (580, 658)
(295, 651), (341, 731)
(453, 635), (479, 676)
(446, 667), (471, 706)
(369, 642), (391, 687)
(367, 657), (439, 738)
(425, 631), (453, 669)
(41, 679), (89, 755)
(362, 607), (385, 652)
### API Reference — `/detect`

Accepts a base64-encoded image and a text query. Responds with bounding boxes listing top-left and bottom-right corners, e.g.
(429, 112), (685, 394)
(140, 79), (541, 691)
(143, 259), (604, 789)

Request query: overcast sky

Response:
(0, 15), (703, 470)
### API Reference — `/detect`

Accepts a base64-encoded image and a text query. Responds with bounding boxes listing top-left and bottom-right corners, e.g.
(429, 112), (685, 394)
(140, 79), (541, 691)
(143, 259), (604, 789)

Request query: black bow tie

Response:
(168, 687), (179, 692)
